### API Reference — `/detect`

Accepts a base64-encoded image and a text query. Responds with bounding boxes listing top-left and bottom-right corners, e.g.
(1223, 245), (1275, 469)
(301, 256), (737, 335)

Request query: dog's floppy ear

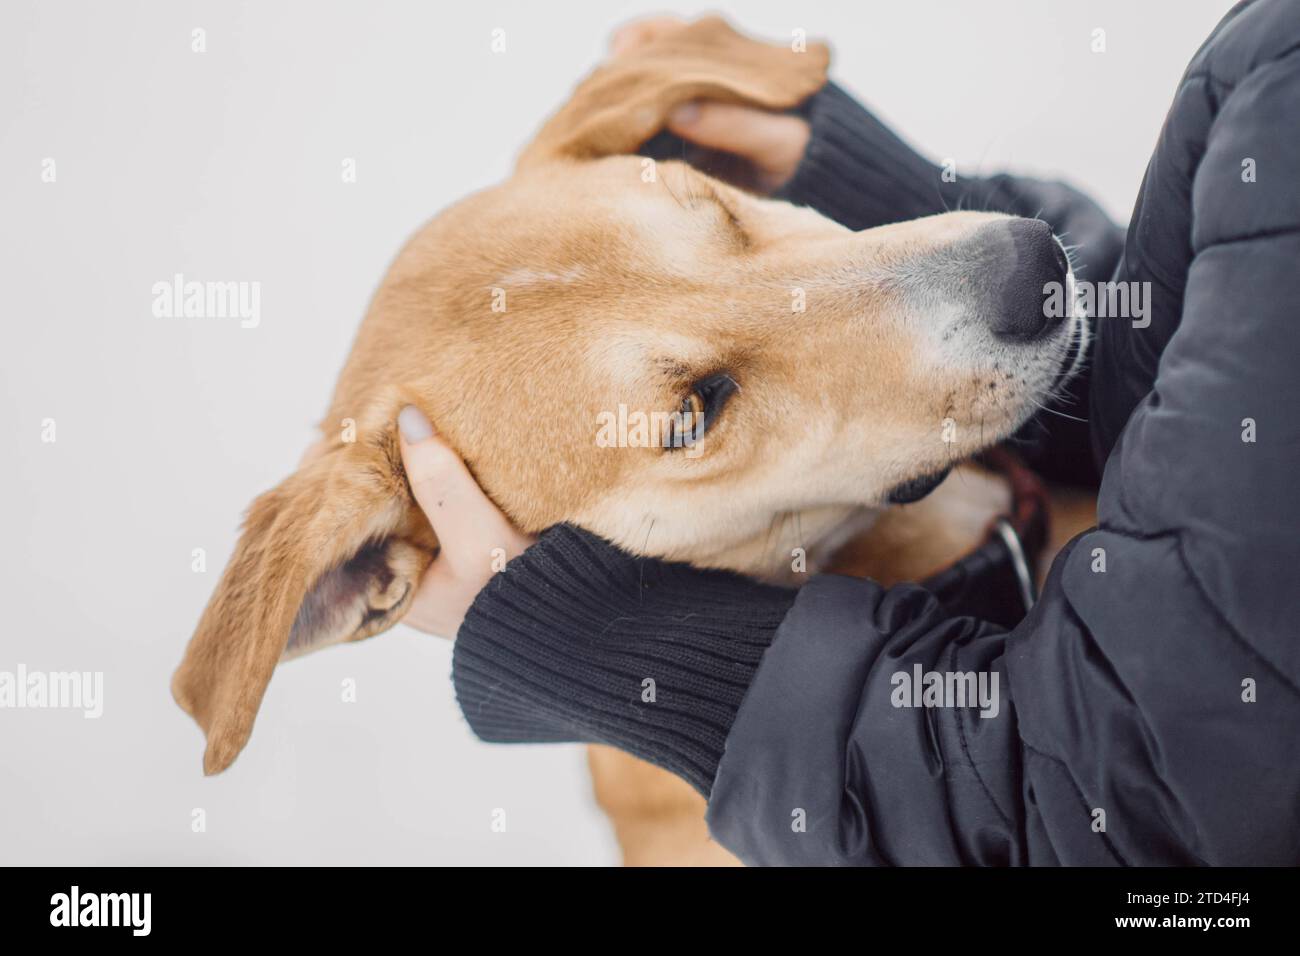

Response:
(519, 16), (829, 167)
(171, 430), (435, 775)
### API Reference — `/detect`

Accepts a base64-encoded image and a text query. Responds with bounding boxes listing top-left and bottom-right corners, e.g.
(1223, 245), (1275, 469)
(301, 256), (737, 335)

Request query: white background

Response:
(0, 0), (1231, 865)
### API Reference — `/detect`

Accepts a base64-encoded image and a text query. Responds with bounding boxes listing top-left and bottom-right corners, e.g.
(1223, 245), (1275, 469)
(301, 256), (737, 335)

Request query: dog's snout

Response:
(988, 218), (1070, 341)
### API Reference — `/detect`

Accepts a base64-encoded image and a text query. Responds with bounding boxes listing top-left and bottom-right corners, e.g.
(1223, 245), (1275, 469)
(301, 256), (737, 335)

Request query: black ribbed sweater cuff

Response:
(779, 81), (995, 230)
(452, 524), (796, 797)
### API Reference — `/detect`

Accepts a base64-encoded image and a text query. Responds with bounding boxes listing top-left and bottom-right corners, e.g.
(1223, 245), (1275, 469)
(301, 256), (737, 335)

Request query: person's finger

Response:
(608, 16), (685, 56)
(668, 102), (809, 176)
(397, 406), (518, 570)
(403, 557), (466, 638)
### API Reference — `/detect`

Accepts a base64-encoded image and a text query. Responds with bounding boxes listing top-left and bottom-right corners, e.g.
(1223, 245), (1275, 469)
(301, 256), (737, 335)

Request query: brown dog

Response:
(172, 18), (1087, 864)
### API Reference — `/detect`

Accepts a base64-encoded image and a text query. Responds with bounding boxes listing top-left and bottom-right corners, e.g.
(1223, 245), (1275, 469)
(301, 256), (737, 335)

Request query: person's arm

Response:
(393, 406), (799, 799)
(452, 524), (796, 797)
(450, 525), (1017, 865)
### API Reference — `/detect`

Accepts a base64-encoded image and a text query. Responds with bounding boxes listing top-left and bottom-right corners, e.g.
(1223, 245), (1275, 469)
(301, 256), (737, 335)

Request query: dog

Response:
(172, 17), (1089, 865)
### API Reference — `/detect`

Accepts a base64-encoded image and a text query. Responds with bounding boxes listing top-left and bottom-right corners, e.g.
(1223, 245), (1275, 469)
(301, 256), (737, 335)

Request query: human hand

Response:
(395, 406), (535, 638)
(610, 16), (812, 192)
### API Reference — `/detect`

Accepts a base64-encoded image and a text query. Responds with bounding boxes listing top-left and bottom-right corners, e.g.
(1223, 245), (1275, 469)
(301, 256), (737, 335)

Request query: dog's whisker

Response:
(661, 174), (688, 211)
(1029, 396), (1088, 423)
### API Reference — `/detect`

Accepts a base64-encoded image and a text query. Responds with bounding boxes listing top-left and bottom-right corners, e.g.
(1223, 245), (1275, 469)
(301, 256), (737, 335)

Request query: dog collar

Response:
(921, 446), (1049, 628)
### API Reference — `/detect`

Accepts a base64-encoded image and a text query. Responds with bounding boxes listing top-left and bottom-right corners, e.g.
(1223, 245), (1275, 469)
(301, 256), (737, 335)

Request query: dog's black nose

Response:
(989, 218), (1070, 341)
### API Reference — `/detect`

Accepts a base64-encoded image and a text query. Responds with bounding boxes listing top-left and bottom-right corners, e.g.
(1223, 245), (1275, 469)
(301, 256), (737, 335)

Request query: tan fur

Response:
(172, 17), (1093, 864)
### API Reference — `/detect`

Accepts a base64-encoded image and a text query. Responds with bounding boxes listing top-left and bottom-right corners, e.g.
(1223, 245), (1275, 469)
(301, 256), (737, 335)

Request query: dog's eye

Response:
(701, 191), (750, 248)
(664, 373), (737, 451)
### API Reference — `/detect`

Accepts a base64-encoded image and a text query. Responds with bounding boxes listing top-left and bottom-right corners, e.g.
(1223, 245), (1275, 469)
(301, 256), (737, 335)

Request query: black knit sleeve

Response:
(776, 82), (949, 229)
(451, 524), (796, 797)
(779, 82), (1125, 281)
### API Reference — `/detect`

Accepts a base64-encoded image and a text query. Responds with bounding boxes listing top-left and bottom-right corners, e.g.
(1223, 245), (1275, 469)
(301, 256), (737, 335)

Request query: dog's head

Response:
(174, 17), (1084, 774)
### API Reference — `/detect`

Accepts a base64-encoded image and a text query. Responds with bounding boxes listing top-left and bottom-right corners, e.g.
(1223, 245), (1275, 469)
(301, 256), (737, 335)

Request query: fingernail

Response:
(398, 405), (435, 443)
(670, 102), (700, 126)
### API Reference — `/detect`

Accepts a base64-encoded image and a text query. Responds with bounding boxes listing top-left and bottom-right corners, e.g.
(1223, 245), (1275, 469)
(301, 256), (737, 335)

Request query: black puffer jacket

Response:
(453, 0), (1300, 865)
